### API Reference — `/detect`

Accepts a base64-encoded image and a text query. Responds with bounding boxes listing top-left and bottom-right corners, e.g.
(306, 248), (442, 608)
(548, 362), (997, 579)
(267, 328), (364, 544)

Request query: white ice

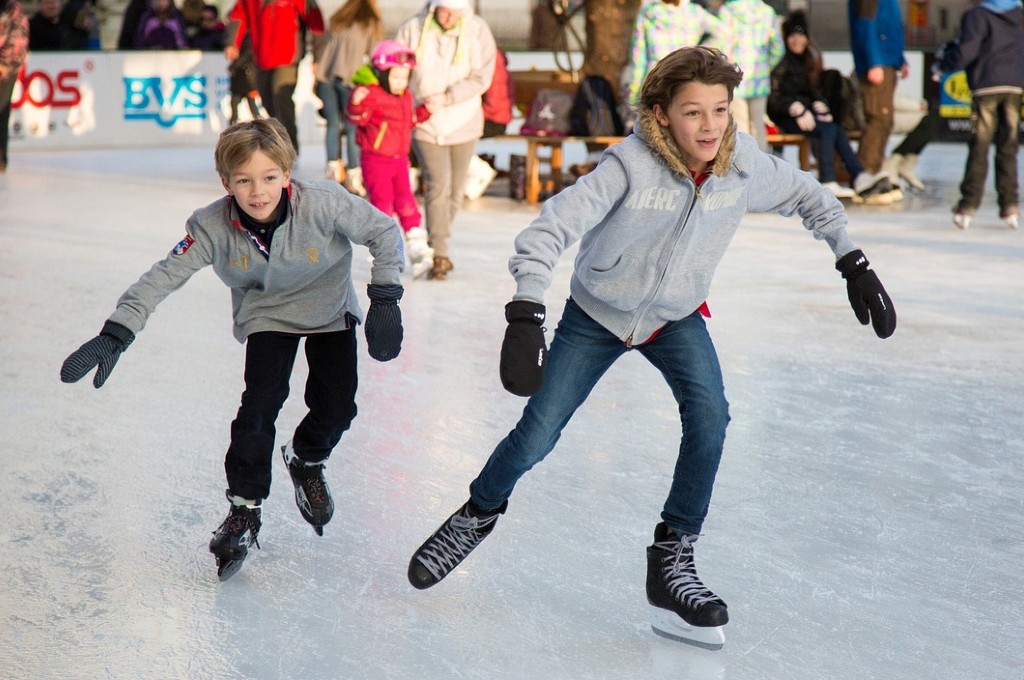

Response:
(1, 141), (1022, 680)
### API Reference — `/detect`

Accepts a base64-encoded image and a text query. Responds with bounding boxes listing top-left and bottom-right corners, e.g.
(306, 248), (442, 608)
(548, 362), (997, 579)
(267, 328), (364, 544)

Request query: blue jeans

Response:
(316, 79), (360, 169)
(958, 92), (1021, 214)
(469, 299), (730, 536)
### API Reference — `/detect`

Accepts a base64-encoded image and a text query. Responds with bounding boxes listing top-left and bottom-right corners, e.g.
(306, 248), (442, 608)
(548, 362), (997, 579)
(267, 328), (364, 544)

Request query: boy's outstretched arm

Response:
(836, 250), (897, 339)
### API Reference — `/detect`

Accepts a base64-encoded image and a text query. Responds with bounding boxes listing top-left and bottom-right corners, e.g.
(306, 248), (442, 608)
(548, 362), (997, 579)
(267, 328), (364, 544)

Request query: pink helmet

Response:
(371, 40), (416, 70)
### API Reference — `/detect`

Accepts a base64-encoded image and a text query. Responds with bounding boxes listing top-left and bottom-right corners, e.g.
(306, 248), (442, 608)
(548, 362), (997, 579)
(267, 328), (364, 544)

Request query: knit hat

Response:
(430, 0), (471, 10)
(782, 11), (809, 39)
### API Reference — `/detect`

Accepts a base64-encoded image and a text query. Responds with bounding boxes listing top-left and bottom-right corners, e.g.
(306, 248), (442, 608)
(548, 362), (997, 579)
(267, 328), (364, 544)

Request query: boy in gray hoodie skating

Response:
(407, 47), (897, 649)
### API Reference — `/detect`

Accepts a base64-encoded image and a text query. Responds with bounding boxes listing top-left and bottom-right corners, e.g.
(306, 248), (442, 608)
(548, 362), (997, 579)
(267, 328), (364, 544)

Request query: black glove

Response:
(60, 321), (136, 388)
(364, 283), (404, 362)
(836, 250), (897, 339)
(499, 301), (547, 397)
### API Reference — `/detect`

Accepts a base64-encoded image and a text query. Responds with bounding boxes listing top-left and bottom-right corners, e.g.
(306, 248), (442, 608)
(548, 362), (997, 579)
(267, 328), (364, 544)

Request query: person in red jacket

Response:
(482, 48), (512, 137)
(348, 40), (434, 278)
(224, 0), (323, 152)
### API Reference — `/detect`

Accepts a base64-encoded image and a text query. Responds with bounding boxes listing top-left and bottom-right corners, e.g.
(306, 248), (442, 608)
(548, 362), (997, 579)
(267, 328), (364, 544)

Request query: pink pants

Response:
(361, 152), (421, 231)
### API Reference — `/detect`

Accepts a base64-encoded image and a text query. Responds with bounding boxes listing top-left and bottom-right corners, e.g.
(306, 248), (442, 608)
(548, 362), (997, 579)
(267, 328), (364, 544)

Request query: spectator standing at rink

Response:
(0, 0), (28, 174)
(624, 0), (724, 108)
(117, 0), (146, 49)
(768, 11), (891, 200)
(848, 0), (908, 203)
(134, 0), (188, 50)
(348, 40), (434, 277)
(717, 0), (784, 151)
(189, 3), (225, 51)
(28, 0), (78, 50)
(395, 0), (496, 281)
(313, 0), (382, 192)
(938, 0), (1024, 230)
(225, 0), (324, 153)
(481, 48), (513, 137)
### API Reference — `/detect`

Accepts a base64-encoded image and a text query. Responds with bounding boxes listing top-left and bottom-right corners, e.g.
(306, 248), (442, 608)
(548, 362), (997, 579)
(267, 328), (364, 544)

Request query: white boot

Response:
(882, 154), (903, 185)
(344, 167), (366, 197)
(405, 227), (434, 279)
(463, 155), (497, 200)
(326, 160), (343, 183)
(899, 154), (925, 192)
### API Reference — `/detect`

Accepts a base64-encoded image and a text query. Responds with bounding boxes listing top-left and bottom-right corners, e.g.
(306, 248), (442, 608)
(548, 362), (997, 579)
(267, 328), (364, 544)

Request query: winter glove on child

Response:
(499, 301), (547, 397)
(836, 250), (897, 339)
(364, 283), (404, 362)
(60, 321), (136, 388)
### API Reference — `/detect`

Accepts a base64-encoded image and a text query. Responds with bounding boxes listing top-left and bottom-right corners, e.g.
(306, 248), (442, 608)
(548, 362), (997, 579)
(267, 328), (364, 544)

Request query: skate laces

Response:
(222, 507), (260, 548)
(417, 508), (497, 579)
(655, 534), (720, 608)
(292, 463), (329, 505)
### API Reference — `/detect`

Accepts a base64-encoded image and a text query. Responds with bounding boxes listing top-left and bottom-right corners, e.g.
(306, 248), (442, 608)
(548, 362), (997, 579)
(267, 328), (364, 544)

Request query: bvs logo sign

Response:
(123, 75), (207, 128)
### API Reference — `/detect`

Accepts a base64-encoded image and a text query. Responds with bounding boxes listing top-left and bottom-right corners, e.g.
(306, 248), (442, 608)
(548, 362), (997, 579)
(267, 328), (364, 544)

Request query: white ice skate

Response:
(405, 227), (434, 279)
(650, 605), (726, 650)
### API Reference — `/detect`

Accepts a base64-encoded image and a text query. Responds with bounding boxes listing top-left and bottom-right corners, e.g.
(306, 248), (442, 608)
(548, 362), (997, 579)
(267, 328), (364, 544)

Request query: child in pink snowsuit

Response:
(348, 40), (434, 276)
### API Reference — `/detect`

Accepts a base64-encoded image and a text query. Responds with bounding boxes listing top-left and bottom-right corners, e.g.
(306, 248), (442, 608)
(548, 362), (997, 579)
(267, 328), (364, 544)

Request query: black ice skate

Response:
(209, 491), (262, 582)
(646, 522), (728, 650)
(408, 499), (507, 589)
(281, 441), (333, 536)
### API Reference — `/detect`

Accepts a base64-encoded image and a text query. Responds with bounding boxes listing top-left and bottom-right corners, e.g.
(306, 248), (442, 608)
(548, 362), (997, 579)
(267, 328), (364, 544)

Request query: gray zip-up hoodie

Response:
(509, 109), (858, 345)
(107, 179), (404, 343)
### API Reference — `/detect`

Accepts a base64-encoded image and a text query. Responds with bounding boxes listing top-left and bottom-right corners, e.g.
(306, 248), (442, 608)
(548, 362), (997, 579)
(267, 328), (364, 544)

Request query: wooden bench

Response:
(493, 132), (840, 206)
(502, 71), (861, 204)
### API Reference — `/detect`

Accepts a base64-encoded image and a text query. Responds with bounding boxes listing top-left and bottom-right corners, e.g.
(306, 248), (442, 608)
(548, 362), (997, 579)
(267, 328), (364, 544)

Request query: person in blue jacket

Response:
(405, 46), (897, 650)
(848, 0), (908, 203)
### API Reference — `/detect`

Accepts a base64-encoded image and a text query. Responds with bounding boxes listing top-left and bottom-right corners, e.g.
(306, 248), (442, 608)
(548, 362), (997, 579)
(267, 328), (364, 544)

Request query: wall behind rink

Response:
(10, 51), (326, 151)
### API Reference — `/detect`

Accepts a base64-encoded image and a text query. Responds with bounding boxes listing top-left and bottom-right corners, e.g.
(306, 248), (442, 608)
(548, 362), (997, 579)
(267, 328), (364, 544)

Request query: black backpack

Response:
(569, 75), (625, 137)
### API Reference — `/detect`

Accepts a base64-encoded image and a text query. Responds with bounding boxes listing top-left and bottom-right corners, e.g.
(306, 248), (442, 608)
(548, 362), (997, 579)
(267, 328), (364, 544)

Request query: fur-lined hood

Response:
(633, 106), (737, 178)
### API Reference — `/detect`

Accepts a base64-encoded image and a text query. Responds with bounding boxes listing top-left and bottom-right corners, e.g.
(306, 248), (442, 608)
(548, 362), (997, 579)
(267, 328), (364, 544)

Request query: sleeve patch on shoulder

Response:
(172, 235), (195, 255)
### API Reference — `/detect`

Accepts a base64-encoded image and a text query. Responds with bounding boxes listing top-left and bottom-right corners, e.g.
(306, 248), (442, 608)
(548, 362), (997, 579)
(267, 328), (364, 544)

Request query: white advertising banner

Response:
(10, 51), (323, 151)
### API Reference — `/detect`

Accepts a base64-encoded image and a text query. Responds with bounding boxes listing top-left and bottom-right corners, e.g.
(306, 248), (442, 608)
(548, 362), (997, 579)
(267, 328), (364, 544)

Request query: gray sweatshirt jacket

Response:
(509, 109), (858, 345)
(107, 179), (404, 343)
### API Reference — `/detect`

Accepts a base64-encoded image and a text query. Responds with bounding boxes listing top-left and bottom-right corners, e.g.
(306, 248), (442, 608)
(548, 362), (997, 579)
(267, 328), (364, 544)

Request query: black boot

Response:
(408, 499), (507, 590)
(282, 441), (334, 535)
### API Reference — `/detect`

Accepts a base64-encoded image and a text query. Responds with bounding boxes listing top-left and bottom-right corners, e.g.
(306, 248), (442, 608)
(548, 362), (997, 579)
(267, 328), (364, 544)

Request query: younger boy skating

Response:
(61, 118), (406, 580)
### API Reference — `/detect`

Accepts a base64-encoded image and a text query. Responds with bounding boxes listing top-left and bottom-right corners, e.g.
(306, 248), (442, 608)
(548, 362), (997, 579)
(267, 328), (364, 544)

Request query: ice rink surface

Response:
(1, 141), (1022, 680)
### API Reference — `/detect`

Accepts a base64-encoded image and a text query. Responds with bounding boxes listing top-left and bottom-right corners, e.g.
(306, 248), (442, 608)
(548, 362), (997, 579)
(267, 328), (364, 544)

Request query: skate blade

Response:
(216, 557), (245, 582)
(650, 606), (725, 651)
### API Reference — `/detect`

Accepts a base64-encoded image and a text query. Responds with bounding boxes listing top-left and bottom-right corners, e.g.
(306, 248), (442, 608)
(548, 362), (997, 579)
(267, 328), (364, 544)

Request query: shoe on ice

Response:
(209, 491), (262, 580)
(953, 207), (973, 230)
(408, 499), (507, 589)
(428, 255), (453, 281)
(822, 181), (856, 200)
(1000, 210), (1019, 229)
(853, 170), (892, 199)
(647, 522), (728, 650)
(282, 441), (334, 535)
(405, 227), (434, 279)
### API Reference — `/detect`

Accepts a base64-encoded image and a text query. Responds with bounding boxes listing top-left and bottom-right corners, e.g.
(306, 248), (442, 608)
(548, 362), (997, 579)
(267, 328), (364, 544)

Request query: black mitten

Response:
(60, 321), (136, 388)
(364, 283), (404, 362)
(836, 250), (897, 339)
(499, 301), (547, 397)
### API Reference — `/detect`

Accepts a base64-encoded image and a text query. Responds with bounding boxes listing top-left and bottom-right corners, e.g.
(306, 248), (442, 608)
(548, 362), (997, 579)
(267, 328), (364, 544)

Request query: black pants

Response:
(256, 65), (299, 153)
(224, 329), (358, 500)
(0, 73), (17, 169)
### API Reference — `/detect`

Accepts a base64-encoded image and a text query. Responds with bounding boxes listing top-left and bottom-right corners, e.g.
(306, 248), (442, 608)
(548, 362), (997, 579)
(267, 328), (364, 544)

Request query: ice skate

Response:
(1000, 210), (1019, 230)
(281, 441), (334, 536)
(405, 227), (434, 279)
(953, 207), (973, 230)
(851, 170), (898, 204)
(209, 490), (262, 581)
(408, 499), (507, 589)
(646, 522), (728, 650)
